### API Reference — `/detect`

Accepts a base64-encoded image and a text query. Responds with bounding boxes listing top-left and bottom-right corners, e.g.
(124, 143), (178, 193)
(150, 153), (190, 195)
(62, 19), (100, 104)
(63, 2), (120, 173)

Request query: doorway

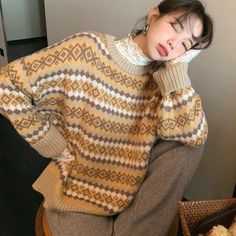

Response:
(0, 0), (47, 66)
(0, 0), (7, 67)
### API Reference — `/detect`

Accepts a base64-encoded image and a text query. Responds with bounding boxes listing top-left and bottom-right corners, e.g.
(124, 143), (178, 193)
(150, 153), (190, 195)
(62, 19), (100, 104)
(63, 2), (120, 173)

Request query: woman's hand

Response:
(52, 147), (75, 162)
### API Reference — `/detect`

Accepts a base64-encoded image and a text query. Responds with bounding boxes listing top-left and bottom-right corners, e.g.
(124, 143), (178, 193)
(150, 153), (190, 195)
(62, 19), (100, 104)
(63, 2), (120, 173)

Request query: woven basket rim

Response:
(178, 198), (236, 206)
(178, 198), (236, 236)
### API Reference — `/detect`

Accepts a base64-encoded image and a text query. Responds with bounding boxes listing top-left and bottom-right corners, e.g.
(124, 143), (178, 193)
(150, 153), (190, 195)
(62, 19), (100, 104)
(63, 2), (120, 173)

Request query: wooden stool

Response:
(35, 202), (52, 236)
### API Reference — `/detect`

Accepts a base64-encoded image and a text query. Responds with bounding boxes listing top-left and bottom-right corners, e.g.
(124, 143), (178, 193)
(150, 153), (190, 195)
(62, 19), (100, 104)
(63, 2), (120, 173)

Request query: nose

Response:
(167, 39), (175, 50)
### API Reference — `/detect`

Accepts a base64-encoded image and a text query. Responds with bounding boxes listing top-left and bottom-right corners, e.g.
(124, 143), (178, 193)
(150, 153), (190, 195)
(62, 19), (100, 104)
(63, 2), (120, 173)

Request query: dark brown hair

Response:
(131, 0), (214, 50)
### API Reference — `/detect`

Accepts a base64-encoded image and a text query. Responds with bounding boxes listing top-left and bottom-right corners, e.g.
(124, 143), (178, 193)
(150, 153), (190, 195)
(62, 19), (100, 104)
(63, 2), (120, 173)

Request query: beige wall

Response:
(44, 0), (158, 44)
(185, 0), (236, 200)
(44, 0), (236, 200)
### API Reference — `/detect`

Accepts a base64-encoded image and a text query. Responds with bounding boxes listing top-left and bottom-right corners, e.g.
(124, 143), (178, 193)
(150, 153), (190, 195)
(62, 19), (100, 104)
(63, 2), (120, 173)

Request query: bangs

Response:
(174, 10), (213, 50)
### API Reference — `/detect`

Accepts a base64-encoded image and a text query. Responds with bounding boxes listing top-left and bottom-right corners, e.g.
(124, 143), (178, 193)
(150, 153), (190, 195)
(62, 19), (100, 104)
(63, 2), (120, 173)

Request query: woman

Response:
(0, 0), (213, 235)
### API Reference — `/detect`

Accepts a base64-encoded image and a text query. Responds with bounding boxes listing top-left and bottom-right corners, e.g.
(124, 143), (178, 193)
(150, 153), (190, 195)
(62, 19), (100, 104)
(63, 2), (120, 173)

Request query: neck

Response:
(132, 34), (150, 59)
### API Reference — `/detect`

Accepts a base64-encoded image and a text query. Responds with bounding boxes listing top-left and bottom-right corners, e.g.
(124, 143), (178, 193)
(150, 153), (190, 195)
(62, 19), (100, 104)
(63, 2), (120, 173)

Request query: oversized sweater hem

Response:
(33, 162), (126, 216)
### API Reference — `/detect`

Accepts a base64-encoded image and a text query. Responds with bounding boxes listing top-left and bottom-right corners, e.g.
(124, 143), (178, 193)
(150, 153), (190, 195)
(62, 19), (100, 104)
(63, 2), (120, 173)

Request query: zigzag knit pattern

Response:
(0, 32), (208, 215)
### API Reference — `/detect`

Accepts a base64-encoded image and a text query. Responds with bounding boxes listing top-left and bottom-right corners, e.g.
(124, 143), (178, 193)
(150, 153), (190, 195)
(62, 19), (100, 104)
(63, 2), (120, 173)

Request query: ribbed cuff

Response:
(153, 62), (191, 95)
(32, 125), (67, 158)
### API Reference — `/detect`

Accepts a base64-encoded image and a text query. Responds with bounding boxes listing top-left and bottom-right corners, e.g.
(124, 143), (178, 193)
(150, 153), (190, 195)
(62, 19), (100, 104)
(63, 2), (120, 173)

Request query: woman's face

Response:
(139, 8), (203, 61)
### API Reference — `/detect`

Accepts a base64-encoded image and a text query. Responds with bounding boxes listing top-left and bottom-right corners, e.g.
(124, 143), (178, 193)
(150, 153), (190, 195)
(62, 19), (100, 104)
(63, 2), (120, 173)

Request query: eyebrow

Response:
(175, 18), (194, 47)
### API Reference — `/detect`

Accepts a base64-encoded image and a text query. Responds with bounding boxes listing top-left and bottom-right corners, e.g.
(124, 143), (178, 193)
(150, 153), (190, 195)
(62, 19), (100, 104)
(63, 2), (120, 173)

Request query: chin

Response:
(148, 51), (163, 61)
(153, 56), (166, 62)
(148, 53), (160, 61)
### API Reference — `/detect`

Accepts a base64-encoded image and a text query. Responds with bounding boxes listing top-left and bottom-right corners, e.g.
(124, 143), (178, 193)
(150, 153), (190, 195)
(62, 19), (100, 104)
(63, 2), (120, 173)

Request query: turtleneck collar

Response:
(105, 34), (155, 76)
(115, 34), (153, 66)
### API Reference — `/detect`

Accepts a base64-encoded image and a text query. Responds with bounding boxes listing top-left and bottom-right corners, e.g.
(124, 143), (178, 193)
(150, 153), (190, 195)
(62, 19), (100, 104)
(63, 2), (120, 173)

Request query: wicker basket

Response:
(178, 198), (236, 236)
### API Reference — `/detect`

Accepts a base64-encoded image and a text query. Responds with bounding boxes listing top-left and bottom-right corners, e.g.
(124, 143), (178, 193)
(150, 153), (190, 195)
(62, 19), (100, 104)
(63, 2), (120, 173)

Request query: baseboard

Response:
(7, 36), (47, 45)
(233, 183), (236, 198)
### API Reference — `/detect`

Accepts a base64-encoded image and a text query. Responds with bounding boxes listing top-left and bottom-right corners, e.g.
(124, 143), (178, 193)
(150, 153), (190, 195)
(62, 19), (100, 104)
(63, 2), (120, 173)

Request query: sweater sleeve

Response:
(153, 62), (208, 147)
(0, 38), (73, 157)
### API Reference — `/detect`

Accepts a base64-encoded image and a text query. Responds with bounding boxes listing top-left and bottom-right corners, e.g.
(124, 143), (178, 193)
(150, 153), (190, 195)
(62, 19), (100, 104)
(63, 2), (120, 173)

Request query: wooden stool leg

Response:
(35, 202), (52, 236)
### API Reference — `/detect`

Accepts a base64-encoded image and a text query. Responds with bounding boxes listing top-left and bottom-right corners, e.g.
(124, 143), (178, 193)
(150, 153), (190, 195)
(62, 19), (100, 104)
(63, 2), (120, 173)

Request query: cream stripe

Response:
(162, 89), (195, 108)
(66, 179), (132, 212)
(69, 132), (147, 167)
(25, 125), (49, 142)
(162, 116), (206, 142)
(32, 73), (150, 103)
(31, 125), (67, 158)
(68, 125), (150, 152)
(67, 89), (148, 117)
(1, 103), (30, 111)
(36, 86), (150, 118)
(73, 143), (147, 168)
(80, 31), (110, 55)
(0, 87), (26, 97)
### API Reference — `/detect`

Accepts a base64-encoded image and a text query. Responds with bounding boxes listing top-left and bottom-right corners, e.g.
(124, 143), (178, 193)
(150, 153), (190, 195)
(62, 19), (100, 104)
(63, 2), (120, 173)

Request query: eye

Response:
(182, 43), (187, 51)
(170, 23), (177, 32)
(170, 22), (182, 33)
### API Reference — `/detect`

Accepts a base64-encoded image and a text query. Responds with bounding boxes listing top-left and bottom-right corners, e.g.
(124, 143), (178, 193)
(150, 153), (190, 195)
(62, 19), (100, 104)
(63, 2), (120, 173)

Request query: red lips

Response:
(157, 44), (169, 57)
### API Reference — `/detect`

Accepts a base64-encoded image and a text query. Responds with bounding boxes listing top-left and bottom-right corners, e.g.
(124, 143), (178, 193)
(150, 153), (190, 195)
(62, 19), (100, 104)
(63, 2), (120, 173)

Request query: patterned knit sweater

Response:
(0, 31), (207, 215)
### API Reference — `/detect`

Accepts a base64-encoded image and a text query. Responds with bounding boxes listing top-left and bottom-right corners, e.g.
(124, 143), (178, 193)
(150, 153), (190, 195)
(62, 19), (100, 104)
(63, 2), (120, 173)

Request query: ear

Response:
(147, 7), (160, 23)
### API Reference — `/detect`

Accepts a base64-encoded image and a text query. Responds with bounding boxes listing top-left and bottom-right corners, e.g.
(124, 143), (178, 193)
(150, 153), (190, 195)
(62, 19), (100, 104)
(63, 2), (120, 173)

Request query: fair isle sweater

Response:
(0, 31), (207, 215)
